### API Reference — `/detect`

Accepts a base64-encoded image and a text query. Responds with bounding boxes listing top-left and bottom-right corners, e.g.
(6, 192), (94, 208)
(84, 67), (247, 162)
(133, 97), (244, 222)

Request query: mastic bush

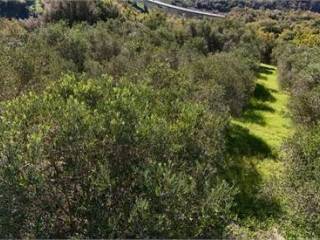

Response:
(0, 75), (236, 238)
(278, 46), (320, 125)
(283, 124), (320, 237)
(188, 51), (256, 116)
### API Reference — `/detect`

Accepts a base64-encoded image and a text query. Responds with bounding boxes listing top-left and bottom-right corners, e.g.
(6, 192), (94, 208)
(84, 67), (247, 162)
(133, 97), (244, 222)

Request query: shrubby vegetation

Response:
(277, 46), (320, 126)
(0, 0), (120, 21)
(0, 1), (263, 238)
(0, 8), (261, 114)
(1, 0), (320, 238)
(276, 34), (320, 238)
(283, 125), (320, 237)
(0, 75), (235, 238)
(41, 0), (120, 24)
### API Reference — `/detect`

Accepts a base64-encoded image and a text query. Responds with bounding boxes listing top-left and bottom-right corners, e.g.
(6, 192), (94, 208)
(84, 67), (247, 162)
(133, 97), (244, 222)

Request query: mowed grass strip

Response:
(230, 64), (294, 185)
(233, 64), (293, 152)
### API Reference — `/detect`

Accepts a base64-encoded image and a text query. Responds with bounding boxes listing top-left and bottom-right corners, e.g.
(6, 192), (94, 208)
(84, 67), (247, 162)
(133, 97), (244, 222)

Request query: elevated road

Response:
(132, 0), (225, 18)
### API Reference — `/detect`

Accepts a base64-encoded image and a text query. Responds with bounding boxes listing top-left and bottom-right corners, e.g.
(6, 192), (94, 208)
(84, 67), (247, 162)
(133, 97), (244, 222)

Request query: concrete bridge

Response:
(131, 0), (225, 18)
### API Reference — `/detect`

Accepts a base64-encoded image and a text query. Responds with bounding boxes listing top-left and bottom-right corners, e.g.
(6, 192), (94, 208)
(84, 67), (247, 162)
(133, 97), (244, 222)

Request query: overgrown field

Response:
(0, 0), (320, 238)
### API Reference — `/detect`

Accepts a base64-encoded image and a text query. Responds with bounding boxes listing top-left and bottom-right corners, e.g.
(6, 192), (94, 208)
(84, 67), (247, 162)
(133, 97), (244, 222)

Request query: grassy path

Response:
(235, 64), (292, 150)
(232, 64), (293, 180)
(227, 64), (293, 234)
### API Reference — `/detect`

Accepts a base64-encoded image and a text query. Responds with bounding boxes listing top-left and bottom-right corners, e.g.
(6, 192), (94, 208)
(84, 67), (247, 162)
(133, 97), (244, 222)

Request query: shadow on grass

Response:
(249, 101), (275, 112)
(225, 66), (283, 223)
(234, 171), (283, 221)
(226, 157), (283, 221)
(238, 83), (276, 126)
(254, 83), (276, 102)
(240, 110), (267, 126)
(227, 124), (273, 158)
(259, 65), (275, 75)
(226, 123), (282, 221)
(257, 74), (268, 81)
(239, 101), (275, 126)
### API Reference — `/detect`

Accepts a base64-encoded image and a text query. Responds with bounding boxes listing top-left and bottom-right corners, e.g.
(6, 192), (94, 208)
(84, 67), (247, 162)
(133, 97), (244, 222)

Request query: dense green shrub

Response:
(0, 34), (73, 101)
(0, 5), (273, 238)
(277, 46), (320, 125)
(0, 12), (260, 113)
(0, 75), (236, 238)
(188, 51), (256, 116)
(277, 46), (320, 90)
(290, 85), (320, 126)
(283, 124), (320, 237)
(41, 0), (120, 24)
(276, 32), (320, 238)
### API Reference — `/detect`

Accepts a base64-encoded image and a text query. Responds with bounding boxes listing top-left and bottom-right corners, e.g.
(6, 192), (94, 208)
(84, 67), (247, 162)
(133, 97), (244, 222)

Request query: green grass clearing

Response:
(227, 64), (294, 234)
(233, 64), (292, 151)
(232, 64), (293, 180)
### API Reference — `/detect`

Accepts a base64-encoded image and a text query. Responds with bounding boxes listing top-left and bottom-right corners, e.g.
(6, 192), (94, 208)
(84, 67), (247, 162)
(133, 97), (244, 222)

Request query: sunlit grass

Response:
(233, 64), (293, 184)
(233, 64), (293, 152)
(228, 64), (294, 232)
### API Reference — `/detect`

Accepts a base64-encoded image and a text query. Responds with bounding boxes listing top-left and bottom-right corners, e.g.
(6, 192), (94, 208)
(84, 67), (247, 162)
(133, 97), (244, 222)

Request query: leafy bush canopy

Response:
(283, 125), (320, 237)
(0, 74), (236, 238)
(1, 0), (320, 238)
(276, 24), (320, 238)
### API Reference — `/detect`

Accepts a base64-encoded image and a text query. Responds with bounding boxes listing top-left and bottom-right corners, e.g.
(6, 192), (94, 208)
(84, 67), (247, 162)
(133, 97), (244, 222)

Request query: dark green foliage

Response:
(188, 51), (256, 116)
(277, 46), (320, 90)
(0, 12), (260, 111)
(227, 124), (272, 158)
(278, 46), (320, 126)
(283, 125), (320, 237)
(290, 85), (320, 126)
(276, 23), (320, 238)
(0, 75), (236, 238)
(0, 2), (302, 238)
(41, 0), (120, 24)
(0, 25), (73, 101)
